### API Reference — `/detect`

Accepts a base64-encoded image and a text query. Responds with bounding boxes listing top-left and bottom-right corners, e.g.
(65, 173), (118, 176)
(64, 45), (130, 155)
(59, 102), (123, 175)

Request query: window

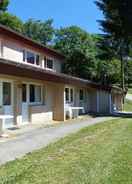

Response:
(27, 51), (35, 64)
(65, 88), (74, 103)
(70, 89), (73, 102)
(44, 57), (54, 70)
(36, 55), (40, 65)
(3, 82), (11, 105)
(29, 84), (42, 103)
(47, 59), (53, 69)
(22, 84), (27, 102)
(79, 89), (84, 101)
(35, 85), (41, 102)
(30, 85), (35, 102)
(23, 50), (26, 62)
(23, 50), (40, 66)
(65, 88), (69, 102)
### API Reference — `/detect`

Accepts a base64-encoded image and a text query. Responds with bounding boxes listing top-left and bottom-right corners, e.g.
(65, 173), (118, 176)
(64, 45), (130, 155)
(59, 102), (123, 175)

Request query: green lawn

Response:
(124, 99), (132, 111)
(128, 88), (132, 94)
(1, 118), (132, 184)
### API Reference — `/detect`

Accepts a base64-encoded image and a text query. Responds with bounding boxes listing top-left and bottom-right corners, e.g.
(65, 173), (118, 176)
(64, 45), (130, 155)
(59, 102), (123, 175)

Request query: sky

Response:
(8, 0), (104, 34)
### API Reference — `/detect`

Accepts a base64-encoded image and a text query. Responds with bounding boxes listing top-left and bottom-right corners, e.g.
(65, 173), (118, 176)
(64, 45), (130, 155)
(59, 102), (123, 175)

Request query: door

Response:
(2, 81), (14, 129)
(22, 84), (29, 124)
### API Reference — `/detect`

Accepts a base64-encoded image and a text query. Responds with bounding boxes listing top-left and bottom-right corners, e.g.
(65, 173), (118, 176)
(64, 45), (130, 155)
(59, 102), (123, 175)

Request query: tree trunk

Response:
(121, 55), (125, 91)
(120, 54), (125, 106)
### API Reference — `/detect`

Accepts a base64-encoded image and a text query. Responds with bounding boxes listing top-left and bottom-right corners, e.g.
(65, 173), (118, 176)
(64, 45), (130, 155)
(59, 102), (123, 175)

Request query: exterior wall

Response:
(29, 106), (53, 124)
(2, 41), (23, 63)
(98, 90), (110, 113)
(53, 60), (62, 73)
(53, 84), (65, 121)
(29, 84), (54, 124)
(0, 73), (123, 130)
(87, 89), (97, 113)
(0, 36), (63, 73)
(64, 86), (96, 119)
(0, 75), (58, 128)
(111, 93), (123, 111)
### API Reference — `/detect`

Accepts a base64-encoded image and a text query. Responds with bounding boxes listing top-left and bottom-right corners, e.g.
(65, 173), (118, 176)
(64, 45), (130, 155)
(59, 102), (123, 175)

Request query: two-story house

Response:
(0, 25), (123, 129)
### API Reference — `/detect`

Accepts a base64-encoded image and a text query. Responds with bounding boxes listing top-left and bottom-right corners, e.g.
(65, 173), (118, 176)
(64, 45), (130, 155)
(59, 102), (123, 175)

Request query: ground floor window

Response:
(29, 84), (42, 103)
(79, 89), (84, 101)
(65, 87), (74, 103)
(22, 84), (27, 102)
(3, 82), (11, 105)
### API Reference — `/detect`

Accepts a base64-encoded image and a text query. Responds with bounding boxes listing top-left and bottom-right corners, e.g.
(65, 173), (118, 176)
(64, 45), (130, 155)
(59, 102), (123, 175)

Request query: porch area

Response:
(0, 75), (101, 131)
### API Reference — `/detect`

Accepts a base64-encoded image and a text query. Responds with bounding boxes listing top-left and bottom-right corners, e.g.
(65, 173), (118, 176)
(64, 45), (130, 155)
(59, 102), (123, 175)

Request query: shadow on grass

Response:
(88, 112), (132, 119)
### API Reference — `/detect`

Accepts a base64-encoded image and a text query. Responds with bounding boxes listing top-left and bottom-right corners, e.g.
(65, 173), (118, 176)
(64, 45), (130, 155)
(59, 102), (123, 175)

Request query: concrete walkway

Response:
(0, 117), (114, 165)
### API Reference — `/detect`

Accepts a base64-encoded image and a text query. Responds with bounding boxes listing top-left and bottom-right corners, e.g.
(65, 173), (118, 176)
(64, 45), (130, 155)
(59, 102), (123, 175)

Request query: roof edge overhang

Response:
(0, 58), (123, 93)
(0, 24), (65, 60)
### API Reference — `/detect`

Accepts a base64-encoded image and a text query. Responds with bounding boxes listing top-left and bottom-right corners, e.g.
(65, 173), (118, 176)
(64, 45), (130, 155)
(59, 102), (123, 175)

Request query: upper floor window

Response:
(23, 50), (40, 66)
(44, 57), (54, 70)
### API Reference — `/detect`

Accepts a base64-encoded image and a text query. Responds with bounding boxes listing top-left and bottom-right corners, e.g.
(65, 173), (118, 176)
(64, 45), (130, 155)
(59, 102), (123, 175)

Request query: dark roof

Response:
(0, 24), (65, 60)
(0, 58), (123, 93)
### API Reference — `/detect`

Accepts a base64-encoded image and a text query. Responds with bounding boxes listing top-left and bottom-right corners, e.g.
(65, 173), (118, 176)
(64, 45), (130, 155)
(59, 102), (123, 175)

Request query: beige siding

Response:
(54, 59), (62, 73)
(0, 37), (63, 73)
(53, 84), (65, 121)
(29, 106), (53, 124)
(3, 41), (23, 62)
(112, 93), (123, 111)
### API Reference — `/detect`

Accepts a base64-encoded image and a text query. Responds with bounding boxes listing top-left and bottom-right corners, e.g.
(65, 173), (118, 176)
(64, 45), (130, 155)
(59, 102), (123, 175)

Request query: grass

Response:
(0, 118), (132, 183)
(124, 99), (132, 112)
(128, 88), (132, 94)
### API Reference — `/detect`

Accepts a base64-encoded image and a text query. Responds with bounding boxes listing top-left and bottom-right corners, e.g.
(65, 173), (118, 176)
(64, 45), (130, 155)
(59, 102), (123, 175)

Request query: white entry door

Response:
(1, 81), (14, 129)
(22, 84), (29, 124)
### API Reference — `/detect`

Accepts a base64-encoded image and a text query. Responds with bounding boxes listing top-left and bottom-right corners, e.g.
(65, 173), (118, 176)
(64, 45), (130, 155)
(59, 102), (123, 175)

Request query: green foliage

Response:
(96, 59), (121, 85)
(0, 0), (9, 13)
(124, 99), (132, 112)
(125, 60), (132, 86)
(0, 12), (23, 32)
(63, 51), (97, 80)
(23, 19), (54, 45)
(54, 26), (97, 80)
(128, 88), (132, 94)
(95, 0), (132, 88)
(95, 0), (132, 41)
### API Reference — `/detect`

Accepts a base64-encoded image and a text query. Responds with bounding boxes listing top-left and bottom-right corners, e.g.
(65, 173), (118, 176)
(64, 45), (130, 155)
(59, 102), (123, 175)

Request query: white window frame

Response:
(65, 87), (74, 104)
(29, 84), (43, 105)
(0, 79), (14, 107)
(23, 49), (41, 67)
(22, 82), (43, 106)
(44, 56), (54, 71)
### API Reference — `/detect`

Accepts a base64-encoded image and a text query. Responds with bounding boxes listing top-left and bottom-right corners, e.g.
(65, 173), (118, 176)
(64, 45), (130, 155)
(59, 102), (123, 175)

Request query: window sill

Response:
(29, 103), (44, 106)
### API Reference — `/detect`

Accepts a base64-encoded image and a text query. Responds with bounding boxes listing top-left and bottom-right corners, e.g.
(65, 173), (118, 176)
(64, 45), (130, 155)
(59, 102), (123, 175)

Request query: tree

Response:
(23, 19), (54, 45)
(95, 0), (132, 90)
(54, 26), (97, 80)
(96, 59), (121, 85)
(0, 12), (23, 32)
(0, 0), (9, 13)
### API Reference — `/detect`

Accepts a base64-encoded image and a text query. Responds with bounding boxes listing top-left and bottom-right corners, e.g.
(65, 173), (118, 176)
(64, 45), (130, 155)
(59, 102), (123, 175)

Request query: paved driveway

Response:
(0, 117), (113, 165)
